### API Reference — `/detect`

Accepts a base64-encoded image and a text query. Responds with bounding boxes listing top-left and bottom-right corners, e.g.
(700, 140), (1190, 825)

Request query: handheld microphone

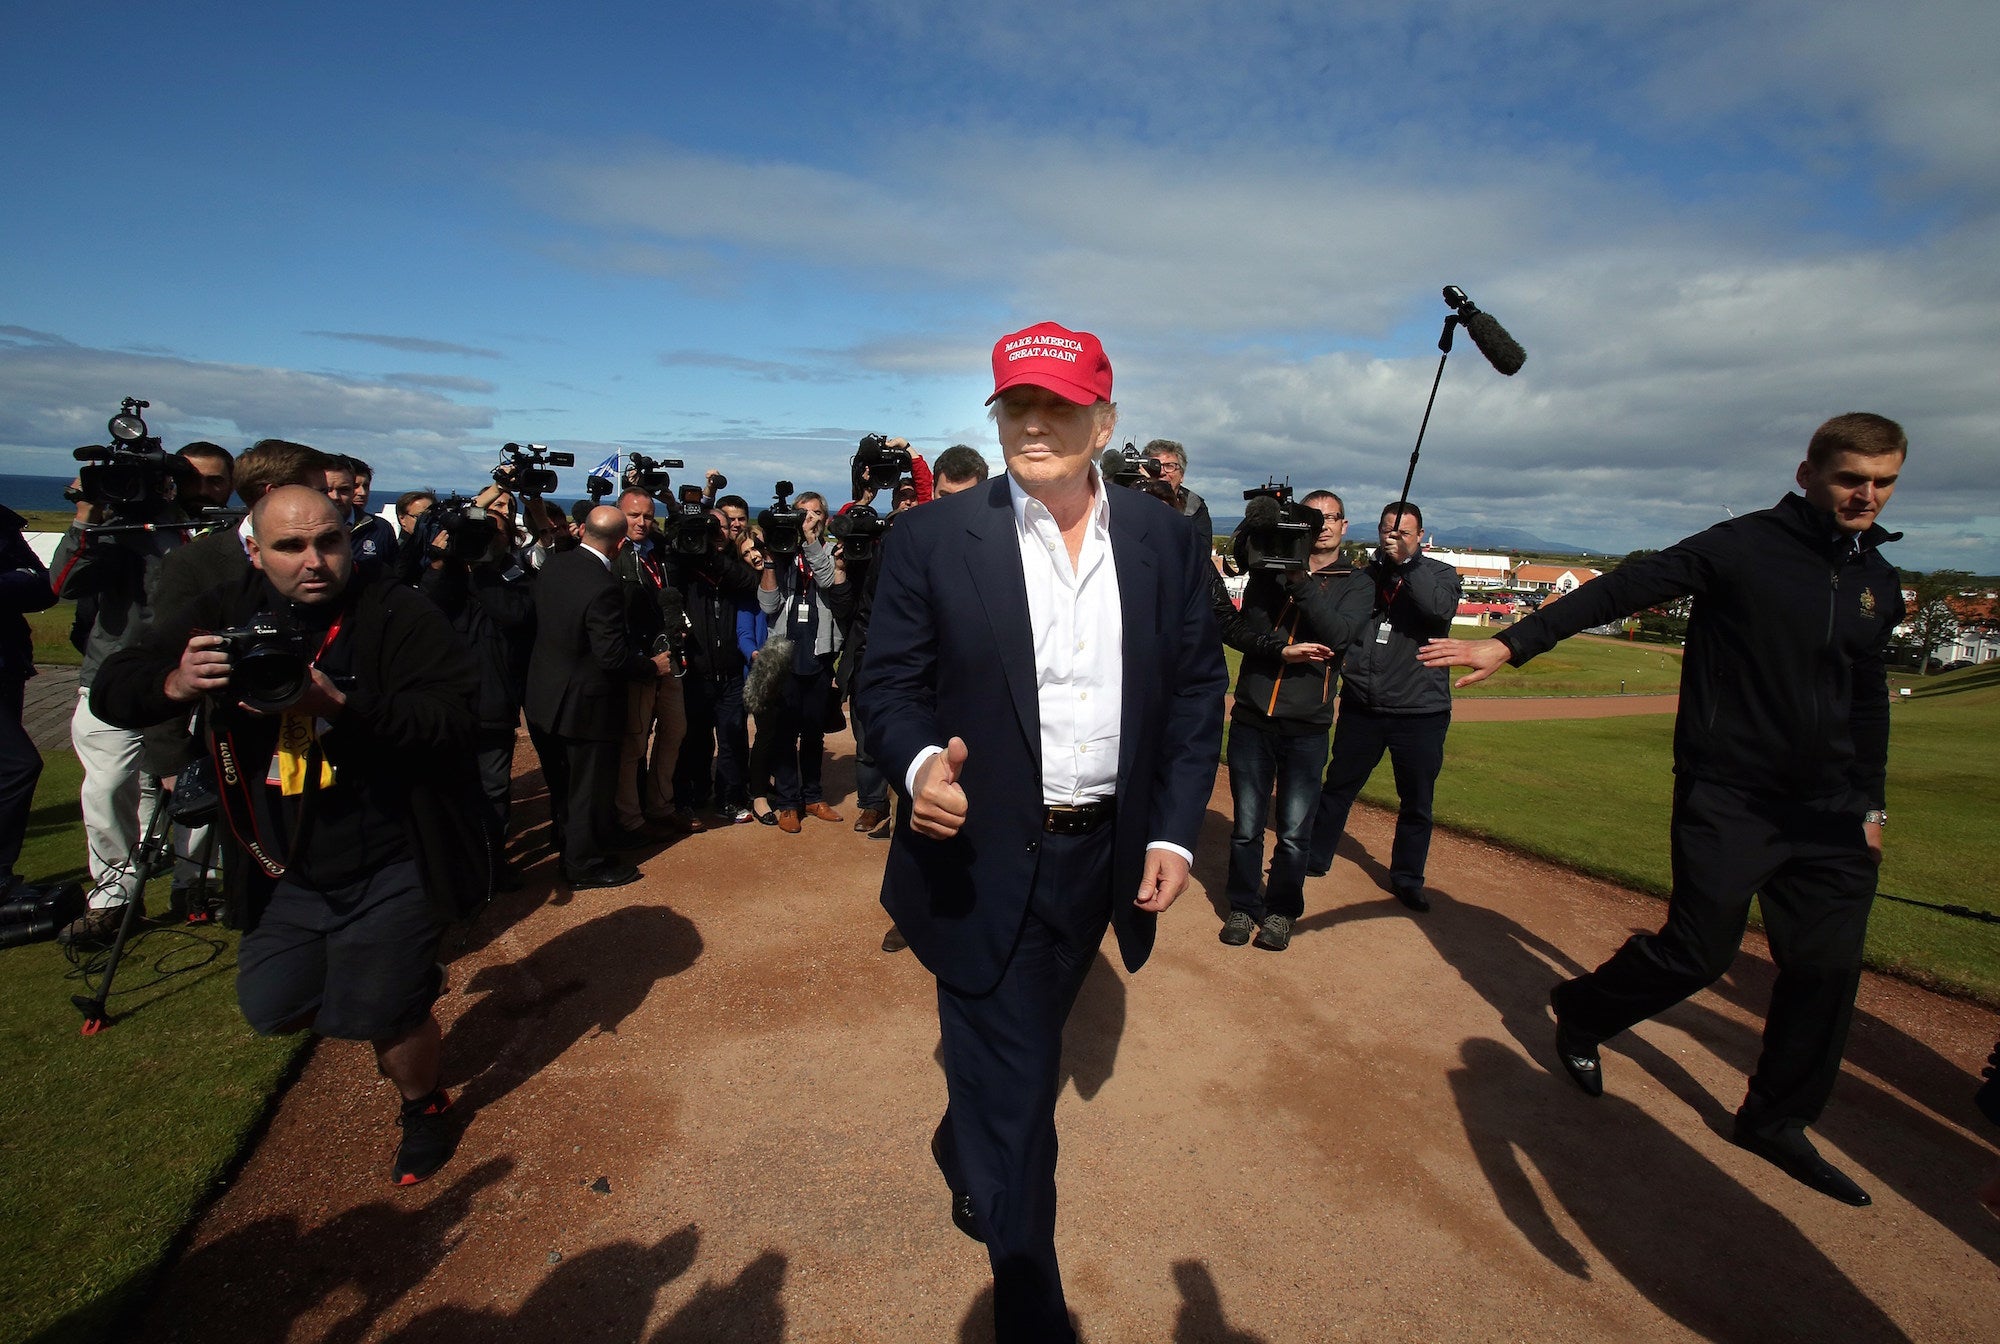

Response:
(1442, 285), (1526, 376)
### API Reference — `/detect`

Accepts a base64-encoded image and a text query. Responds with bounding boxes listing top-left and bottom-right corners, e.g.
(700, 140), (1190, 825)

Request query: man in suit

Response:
(526, 505), (674, 890)
(858, 321), (1227, 1342)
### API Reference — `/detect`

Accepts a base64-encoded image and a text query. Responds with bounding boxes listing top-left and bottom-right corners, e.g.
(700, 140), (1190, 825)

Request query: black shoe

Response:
(1305, 860), (1331, 878)
(1731, 1122), (1871, 1207)
(1219, 910), (1256, 946)
(393, 1090), (458, 1186)
(1393, 883), (1431, 913)
(930, 1121), (983, 1243)
(880, 925), (908, 953)
(1550, 986), (1603, 1097)
(1252, 913), (1293, 951)
(568, 863), (641, 890)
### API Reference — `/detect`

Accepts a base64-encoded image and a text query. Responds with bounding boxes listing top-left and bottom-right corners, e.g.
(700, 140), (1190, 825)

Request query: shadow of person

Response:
(1191, 805), (1234, 921)
(956, 1285), (997, 1344)
(130, 1157), (513, 1344)
(647, 1249), (787, 1343)
(1060, 950), (1127, 1101)
(1171, 1259), (1268, 1343)
(383, 1223), (700, 1344)
(443, 903), (702, 1112)
(1450, 1038), (1911, 1343)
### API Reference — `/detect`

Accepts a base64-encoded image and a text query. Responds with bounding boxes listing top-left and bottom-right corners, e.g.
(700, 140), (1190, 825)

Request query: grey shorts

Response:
(236, 859), (445, 1041)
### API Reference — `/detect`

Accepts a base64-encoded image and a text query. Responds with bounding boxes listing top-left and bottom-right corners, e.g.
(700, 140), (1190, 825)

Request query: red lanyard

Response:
(311, 614), (344, 667)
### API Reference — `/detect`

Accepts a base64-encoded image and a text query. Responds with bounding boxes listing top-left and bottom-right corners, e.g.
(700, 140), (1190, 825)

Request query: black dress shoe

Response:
(1393, 883), (1431, 913)
(1731, 1124), (1872, 1206)
(568, 863), (642, 890)
(1305, 860), (1331, 878)
(930, 1121), (984, 1243)
(1550, 986), (1603, 1097)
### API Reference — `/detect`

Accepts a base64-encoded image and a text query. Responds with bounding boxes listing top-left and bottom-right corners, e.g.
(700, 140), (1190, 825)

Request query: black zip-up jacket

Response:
(1229, 562), (1374, 734)
(1341, 552), (1463, 716)
(1497, 492), (1903, 807)
(667, 547), (759, 680)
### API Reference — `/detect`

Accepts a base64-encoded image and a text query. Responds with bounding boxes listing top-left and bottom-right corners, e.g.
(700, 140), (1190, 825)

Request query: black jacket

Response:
(90, 573), (491, 928)
(526, 546), (654, 741)
(1340, 552), (1462, 715)
(668, 548), (760, 681)
(1498, 492), (1903, 806)
(1229, 562), (1374, 733)
(0, 506), (56, 684)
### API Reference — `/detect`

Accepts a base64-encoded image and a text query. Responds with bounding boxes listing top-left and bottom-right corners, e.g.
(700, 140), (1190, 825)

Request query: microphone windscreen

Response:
(1242, 494), (1281, 530)
(1099, 449), (1126, 476)
(1463, 310), (1526, 376)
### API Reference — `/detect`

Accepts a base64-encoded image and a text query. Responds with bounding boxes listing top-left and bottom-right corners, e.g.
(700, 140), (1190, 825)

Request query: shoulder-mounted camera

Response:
(851, 433), (912, 498)
(1235, 480), (1318, 572)
(494, 442), (573, 497)
(758, 481), (806, 561)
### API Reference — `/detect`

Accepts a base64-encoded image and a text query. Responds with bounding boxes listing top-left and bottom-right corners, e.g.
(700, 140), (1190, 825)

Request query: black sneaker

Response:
(1253, 913), (1293, 951)
(1219, 910), (1256, 946)
(393, 1090), (458, 1186)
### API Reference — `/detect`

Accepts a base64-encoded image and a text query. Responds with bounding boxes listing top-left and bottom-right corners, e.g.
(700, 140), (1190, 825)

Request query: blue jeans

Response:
(1225, 721), (1330, 920)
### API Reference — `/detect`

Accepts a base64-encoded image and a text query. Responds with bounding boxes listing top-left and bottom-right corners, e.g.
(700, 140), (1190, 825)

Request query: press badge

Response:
(266, 711), (337, 795)
(1375, 622), (1392, 644)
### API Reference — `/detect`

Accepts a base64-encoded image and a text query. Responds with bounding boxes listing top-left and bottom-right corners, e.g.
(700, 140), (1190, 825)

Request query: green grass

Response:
(27, 601), (82, 668)
(0, 753), (304, 1344)
(1349, 687), (2000, 1003)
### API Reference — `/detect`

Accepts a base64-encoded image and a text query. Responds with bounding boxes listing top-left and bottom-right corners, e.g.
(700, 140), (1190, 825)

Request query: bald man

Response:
(92, 484), (492, 1185)
(526, 505), (675, 889)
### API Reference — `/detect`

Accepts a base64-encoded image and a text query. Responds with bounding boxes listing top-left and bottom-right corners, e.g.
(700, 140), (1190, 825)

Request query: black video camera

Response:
(663, 500), (718, 557)
(758, 481), (806, 561)
(1235, 480), (1319, 572)
(850, 433), (912, 498)
(0, 881), (86, 949)
(494, 442), (573, 497)
(1103, 442), (1174, 504)
(827, 502), (889, 563)
(208, 618), (312, 713)
(623, 451), (685, 498)
(68, 399), (188, 514)
(415, 493), (502, 565)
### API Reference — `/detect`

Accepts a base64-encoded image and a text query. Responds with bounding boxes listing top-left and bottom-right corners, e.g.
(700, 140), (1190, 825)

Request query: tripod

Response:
(71, 777), (220, 1034)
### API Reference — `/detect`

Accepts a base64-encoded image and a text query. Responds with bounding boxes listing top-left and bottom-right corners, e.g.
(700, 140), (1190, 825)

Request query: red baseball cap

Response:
(986, 321), (1113, 405)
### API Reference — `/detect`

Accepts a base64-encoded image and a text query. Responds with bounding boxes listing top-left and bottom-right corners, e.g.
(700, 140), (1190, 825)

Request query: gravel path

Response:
(130, 727), (2000, 1343)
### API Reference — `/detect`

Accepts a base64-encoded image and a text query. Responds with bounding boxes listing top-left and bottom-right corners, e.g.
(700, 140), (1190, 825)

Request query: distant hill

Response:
(1426, 525), (1598, 555)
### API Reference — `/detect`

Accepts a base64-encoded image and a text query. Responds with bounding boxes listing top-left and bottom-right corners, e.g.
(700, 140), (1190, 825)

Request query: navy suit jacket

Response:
(857, 474), (1227, 996)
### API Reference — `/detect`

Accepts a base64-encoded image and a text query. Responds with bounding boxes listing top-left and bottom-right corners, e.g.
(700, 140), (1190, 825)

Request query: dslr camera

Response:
(1234, 480), (1320, 572)
(494, 442), (573, 497)
(623, 451), (685, 498)
(758, 481), (806, 561)
(207, 618), (312, 713)
(850, 433), (912, 497)
(68, 398), (189, 515)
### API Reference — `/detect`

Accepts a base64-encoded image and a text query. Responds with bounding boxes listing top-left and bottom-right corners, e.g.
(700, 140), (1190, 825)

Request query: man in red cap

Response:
(858, 322), (1226, 1341)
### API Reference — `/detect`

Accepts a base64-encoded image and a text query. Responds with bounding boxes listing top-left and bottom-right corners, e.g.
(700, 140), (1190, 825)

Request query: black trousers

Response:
(933, 823), (1112, 1344)
(1555, 778), (1878, 1134)
(0, 676), (39, 880)
(1307, 704), (1449, 891)
(548, 734), (619, 877)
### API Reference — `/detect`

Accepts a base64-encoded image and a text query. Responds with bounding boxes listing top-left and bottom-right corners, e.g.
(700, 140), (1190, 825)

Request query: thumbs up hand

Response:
(912, 737), (971, 839)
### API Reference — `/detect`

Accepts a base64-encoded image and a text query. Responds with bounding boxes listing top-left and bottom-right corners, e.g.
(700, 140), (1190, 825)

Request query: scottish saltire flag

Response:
(589, 451), (621, 484)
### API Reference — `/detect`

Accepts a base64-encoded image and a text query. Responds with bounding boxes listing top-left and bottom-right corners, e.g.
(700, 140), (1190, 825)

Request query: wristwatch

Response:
(1863, 810), (1888, 827)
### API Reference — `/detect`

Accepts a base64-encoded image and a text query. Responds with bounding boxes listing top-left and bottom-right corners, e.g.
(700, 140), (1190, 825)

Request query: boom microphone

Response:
(1441, 285), (1526, 375)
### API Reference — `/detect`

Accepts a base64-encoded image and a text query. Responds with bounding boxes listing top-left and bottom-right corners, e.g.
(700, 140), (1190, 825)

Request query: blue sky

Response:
(4, 1), (1997, 568)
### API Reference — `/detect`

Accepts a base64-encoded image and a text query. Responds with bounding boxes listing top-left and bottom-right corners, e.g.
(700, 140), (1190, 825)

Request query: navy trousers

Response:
(933, 823), (1112, 1344)
(1555, 778), (1878, 1134)
(1307, 703), (1449, 893)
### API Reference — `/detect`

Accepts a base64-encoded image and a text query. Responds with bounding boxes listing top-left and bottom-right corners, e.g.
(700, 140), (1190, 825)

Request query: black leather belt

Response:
(1043, 797), (1115, 835)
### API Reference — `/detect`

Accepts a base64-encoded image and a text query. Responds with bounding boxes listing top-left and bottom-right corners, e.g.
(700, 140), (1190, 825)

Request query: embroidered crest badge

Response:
(1860, 587), (1877, 616)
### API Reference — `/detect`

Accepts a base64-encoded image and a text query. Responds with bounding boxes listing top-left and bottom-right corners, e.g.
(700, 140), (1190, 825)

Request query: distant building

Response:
(1428, 548), (1512, 588)
(1515, 563), (1602, 595)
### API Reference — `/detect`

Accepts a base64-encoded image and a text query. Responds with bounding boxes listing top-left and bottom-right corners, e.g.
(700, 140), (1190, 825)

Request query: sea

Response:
(0, 473), (81, 515)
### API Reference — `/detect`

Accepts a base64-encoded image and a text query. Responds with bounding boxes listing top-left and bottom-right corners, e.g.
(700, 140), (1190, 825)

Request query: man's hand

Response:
(267, 666), (346, 719)
(705, 468), (725, 494)
(1864, 820), (1883, 865)
(1135, 847), (1190, 912)
(650, 651), (676, 678)
(1280, 641), (1335, 664)
(1418, 636), (1511, 688)
(911, 736), (970, 839)
(165, 634), (231, 703)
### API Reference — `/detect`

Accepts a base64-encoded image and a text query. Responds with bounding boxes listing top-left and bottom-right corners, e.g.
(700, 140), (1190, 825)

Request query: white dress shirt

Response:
(906, 468), (1190, 865)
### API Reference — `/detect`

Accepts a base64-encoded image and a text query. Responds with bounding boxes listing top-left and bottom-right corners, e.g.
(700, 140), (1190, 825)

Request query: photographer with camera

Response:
(754, 491), (851, 832)
(90, 485), (490, 1185)
(1145, 440), (1213, 553)
(611, 488), (692, 837)
(666, 504), (761, 826)
(1303, 501), (1463, 914)
(1216, 491), (1372, 952)
(50, 406), (205, 927)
